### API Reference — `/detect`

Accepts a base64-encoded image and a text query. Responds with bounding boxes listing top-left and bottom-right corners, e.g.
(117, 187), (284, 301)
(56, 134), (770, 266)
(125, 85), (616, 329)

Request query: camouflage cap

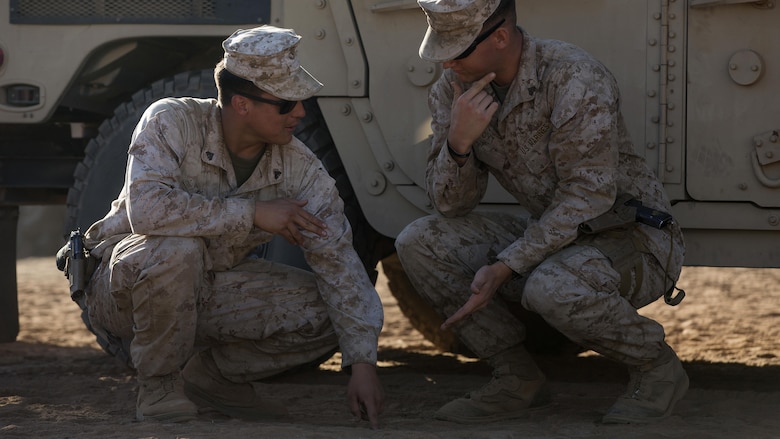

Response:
(222, 25), (323, 101)
(417, 0), (501, 62)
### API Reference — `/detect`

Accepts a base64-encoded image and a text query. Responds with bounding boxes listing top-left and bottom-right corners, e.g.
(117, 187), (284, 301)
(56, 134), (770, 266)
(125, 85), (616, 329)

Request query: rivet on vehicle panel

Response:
(315, 0), (327, 9)
(653, 13), (661, 20)
(365, 172), (386, 195)
(652, 64), (661, 72)
(769, 216), (779, 226)
(669, 31), (677, 39)
(648, 90), (657, 98)
(665, 165), (674, 172)
(754, 139), (763, 147)
(362, 112), (373, 122)
(383, 161), (395, 171)
(669, 13), (676, 19)
(648, 38), (657, 46)
(730, 64), (738, 70)
(407, 65), (415, 72)
(341, 105), (352, 116)
(668, 103), (676, 110)
(345, 37), (354, 45)
(651, 116), (660, 123)
(668, 73), (676, 81)
(666, 137), (675, 143)
(766, 151), (774, 159)
(351, 80), (361, 88)
(668, 45), (676, 53)
(315, 29), (326, 40)
(739, 183), (748, 190)
(770, 134), (778, 143)
(646, 142), (656, 150)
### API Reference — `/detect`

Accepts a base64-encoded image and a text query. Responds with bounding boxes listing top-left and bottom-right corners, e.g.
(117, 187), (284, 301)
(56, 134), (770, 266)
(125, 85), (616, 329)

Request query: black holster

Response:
(55, 230), (98, 309)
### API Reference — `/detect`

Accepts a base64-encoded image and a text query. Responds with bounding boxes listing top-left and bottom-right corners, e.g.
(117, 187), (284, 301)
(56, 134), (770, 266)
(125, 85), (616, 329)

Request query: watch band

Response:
(447, 142), (471, 159)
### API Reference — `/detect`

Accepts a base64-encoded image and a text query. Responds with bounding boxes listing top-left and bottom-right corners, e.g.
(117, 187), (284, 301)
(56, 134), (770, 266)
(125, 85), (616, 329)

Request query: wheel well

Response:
(58, 37), (225, 120)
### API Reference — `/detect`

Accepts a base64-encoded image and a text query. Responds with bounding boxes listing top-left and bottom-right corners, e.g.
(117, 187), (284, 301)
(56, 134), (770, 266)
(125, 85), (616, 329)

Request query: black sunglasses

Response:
(453, 18), (507, 60)
(236, 92), (298, 115)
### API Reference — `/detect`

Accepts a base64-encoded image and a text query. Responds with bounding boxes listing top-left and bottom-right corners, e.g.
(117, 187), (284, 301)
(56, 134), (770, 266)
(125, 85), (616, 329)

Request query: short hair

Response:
(484, 0), (516, 29)
(214, 59), (263, 106)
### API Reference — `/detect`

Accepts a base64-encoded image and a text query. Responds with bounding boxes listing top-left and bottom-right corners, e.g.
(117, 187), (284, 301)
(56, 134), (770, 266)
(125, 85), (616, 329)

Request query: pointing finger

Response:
(441, 294), (482, 330)
(462, 72), (496, 97)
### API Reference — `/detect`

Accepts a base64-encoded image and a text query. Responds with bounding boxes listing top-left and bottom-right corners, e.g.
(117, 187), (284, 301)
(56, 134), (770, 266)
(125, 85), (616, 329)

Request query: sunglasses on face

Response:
(453, 18), (507, 60)
(236, 92), (298, 114)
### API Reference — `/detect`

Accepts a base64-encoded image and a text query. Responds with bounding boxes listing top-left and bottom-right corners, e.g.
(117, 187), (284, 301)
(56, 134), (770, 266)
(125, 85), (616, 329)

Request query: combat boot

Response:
(434, 345), (550, 423)
(182, 350), (288, 421)
(136, 373), (198, 422)
(602, 350), (689, 424)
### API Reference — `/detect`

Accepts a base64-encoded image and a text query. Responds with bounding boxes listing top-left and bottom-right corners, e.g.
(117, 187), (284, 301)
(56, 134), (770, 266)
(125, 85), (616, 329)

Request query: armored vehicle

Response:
(1, 0), (778, 353)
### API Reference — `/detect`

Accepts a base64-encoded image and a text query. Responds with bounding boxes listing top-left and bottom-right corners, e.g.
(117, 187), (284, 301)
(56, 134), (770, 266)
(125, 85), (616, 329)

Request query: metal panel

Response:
(283, 0), (365, 97)
(516, 0), (656, 169)
(10, 0), (270, 25)
(685, 3), (780, 207)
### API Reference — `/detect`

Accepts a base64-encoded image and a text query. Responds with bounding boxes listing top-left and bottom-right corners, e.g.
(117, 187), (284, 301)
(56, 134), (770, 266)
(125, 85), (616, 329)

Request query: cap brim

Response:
(255, 66), (323, 101)
(418, 24), (482, 63)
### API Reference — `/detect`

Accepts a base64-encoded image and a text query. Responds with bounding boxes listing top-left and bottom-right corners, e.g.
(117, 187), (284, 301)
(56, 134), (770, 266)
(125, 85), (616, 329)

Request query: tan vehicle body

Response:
(1, 0), (778, 345)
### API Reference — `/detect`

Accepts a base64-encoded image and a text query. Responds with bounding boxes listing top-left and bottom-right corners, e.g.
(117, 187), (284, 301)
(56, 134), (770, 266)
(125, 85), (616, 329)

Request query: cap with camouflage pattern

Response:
(222, 25), (323, 101)
(417, 0), (501, 62)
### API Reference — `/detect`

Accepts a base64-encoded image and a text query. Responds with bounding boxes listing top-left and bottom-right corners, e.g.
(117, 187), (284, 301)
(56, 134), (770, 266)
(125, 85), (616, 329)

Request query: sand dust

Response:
(1, 257), (779, 438)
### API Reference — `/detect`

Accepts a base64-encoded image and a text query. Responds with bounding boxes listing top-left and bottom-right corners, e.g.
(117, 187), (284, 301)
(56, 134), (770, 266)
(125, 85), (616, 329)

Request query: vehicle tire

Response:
(64, 70), (394, 369)
(382, 252), (578, 356)
(381, 252), (470, 355)
(65, 70), (220, 233)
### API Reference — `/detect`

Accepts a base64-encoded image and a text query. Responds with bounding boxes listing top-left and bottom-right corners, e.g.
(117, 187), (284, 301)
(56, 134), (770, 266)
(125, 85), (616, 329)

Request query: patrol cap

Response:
(222, 25), (323, 101)
(418, 0), (501, 62)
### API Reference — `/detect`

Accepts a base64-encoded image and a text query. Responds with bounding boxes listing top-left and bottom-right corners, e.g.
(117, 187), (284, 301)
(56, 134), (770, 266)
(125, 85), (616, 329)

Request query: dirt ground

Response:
(2, 257), (779, 439)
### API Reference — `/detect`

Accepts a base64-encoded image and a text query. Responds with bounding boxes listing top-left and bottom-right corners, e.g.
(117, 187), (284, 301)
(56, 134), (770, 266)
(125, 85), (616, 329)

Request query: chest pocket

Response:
(180, 148), (225, 197)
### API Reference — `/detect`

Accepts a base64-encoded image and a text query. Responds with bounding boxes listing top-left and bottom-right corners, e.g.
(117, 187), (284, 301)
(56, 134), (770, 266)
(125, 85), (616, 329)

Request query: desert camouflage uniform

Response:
(397, 29), (684, 367)
(84, 97), (383, 382)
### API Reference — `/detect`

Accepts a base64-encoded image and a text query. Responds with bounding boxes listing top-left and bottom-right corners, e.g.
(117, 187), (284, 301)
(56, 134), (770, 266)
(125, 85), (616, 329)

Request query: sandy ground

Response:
(2, 257), (780, 439)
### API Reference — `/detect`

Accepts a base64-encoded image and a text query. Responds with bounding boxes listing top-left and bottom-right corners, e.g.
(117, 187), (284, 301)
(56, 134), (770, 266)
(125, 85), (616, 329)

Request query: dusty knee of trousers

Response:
(395, 216), (435, 258)
(521, 271), (552, 315)
(521, 266), (575, 318)
(112, 235), (208, 274)
(148, 236), (206, 271)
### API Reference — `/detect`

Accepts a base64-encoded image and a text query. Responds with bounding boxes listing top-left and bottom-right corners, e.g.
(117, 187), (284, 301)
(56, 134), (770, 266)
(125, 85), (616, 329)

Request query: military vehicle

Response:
(1, 0), (778, 355)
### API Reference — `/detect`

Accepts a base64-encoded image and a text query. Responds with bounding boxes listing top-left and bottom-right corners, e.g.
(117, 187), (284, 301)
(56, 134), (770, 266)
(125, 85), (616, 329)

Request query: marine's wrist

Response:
(446, 140), (471, 158)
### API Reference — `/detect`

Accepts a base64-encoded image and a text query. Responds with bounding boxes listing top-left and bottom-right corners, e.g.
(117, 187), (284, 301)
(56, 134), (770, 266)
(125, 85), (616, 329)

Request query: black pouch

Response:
(578, 194), (637, 235)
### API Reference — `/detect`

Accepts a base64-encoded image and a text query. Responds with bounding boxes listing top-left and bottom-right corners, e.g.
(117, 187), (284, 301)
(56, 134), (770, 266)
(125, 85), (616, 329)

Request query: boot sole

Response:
(183, 381), (287, 421)
(434, 402), (553, 424)
(136, 409), (197, 423)
(434, 386), (553, 424)
(602, 370), (690, 424)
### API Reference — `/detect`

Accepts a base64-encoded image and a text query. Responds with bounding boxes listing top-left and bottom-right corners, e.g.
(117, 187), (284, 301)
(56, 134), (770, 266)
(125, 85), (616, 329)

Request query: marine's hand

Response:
(253, 198), (328, 246)
(347, 363), (385, 430)
(447, 72), (499, 154)
(441, 261), (514, 330)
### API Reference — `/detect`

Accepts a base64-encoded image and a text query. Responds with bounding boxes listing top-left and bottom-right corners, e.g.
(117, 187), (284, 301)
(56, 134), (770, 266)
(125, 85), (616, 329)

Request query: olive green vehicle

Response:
(1, 1), (778, 354)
